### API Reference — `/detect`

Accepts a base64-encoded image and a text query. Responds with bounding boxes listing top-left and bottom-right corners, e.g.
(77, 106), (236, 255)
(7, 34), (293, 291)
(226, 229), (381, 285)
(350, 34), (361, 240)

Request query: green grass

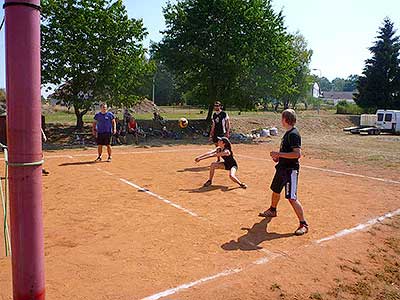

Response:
(44, 111), (95, 124)
(43, 106), (340, 124)
(43, 107), (280, 123)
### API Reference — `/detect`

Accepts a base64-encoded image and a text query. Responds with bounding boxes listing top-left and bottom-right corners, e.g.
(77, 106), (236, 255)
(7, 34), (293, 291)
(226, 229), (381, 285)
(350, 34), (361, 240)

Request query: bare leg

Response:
(97, 145), (102, 157)
(229, 167), (243, 185)
(214, 142), (220, 162)
(259, 192), (280, 217)
(288, 199), (306, 222)
(106, 145), (112, 158)
(208, 162), (225, 181)
(271, 192), (280, 208)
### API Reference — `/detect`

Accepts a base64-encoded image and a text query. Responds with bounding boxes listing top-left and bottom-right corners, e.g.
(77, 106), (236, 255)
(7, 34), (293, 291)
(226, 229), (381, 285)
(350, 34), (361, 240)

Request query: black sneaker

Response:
(95, 156), (102, 162)
(294, 224), (309, 236)
(258, 208), (277, 218)
(42, 169), (50, 175)
(107, 157), (112, 162)
(203, 180), (212, 187)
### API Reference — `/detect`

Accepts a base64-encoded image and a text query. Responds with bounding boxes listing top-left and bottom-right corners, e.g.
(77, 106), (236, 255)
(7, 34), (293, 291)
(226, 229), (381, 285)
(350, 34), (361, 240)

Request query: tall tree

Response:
(317, 77), (332, 92)
(152, 61), (181, 105)
(332, 77), (346, 92)
(153, 0), (293, 119)
(355, 18), (400, 112)
(41, 0), (154, 129)
(343, 74), (359, 92)
(282, 32), (313, 109)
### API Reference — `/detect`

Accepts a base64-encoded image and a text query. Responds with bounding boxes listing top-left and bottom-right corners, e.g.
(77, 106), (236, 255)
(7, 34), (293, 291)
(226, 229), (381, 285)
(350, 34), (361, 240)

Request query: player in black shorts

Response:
(194, 137), (247, 189)
(259, 109), (308, 236)
(209, 101), (230, 145)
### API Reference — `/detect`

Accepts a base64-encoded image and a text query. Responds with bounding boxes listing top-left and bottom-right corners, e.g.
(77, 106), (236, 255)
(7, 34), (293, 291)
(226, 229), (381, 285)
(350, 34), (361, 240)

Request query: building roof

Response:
(322, 91), (355, 100)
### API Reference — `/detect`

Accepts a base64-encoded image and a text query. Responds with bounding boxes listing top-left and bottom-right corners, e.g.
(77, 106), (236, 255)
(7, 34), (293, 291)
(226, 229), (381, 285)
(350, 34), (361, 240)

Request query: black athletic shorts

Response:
(270, 168), (299, 200)
(224, 161), (238, 170)
(97, 133), (112, 145)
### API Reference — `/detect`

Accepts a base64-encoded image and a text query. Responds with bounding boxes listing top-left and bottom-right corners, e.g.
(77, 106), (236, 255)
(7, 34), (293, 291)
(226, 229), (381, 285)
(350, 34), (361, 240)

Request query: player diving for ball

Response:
(195, 137), (247, 189)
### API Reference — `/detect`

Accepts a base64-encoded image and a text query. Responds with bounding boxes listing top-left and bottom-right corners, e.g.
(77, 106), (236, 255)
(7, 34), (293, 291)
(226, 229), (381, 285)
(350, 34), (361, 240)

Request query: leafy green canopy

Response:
(41, 0), (154, 127)
(153, 0), (304, 113)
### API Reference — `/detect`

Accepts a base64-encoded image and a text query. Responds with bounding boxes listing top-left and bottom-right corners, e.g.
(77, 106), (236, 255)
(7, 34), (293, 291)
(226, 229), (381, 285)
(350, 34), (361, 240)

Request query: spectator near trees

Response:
(41, 0), (155, 129)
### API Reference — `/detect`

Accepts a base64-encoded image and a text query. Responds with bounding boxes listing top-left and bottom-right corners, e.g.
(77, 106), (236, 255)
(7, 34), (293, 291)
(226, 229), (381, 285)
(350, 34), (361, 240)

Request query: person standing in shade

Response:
(209, 101), (230, 145)
(93, 103), (116, 162)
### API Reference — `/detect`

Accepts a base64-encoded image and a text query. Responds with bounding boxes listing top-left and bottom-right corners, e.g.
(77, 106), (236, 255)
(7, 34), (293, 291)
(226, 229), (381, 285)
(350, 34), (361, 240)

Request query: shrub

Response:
(336, 100), (364, 115)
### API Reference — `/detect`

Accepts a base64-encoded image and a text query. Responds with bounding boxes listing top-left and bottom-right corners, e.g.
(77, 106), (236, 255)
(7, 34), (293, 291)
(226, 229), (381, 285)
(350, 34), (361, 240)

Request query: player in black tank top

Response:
(220, 147), (238, 170)
(194, 137), (247, 189)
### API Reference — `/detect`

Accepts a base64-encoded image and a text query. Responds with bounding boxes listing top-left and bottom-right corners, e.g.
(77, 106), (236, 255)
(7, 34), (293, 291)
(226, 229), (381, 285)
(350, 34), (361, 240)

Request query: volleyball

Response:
(178, 118), (188, 128)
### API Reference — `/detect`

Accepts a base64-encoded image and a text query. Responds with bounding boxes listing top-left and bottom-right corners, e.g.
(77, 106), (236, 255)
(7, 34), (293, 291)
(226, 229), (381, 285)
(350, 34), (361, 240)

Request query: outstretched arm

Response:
(195, 148), (218, 162)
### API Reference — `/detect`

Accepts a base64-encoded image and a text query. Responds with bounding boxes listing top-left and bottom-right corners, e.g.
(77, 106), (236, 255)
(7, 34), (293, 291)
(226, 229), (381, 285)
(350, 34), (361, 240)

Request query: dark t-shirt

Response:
(212, 111), (229, 136)
(276, 127), (301, 170)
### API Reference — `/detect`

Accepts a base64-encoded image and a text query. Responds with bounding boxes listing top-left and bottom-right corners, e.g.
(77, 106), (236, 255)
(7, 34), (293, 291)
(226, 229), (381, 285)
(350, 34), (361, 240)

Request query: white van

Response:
(376, 110), (400, 133)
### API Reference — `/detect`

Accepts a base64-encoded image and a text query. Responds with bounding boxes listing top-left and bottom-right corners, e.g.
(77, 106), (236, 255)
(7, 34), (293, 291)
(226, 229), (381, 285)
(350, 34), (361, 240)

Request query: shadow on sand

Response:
(221, 218), (294, 251)
(177, 166), (210, 173)
(59, 161), (104, 166)
(180, 185), (240, 193)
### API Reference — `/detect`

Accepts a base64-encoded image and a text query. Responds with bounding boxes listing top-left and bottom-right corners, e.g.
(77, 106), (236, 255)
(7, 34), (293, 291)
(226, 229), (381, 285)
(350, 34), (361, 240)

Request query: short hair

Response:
(100, 103), (107, 108)
(214, 101), (222, 106)
(282, 109), (297, 125)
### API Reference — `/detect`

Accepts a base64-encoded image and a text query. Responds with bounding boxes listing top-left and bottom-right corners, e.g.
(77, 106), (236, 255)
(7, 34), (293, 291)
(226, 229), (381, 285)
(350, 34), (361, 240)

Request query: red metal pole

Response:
(4, 0), (45, 299)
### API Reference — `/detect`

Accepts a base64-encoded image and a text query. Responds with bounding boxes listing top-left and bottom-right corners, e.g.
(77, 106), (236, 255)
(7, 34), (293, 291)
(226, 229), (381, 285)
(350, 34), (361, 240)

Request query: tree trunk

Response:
(75, 112), (84, 130)
(74, 105), (88, 130)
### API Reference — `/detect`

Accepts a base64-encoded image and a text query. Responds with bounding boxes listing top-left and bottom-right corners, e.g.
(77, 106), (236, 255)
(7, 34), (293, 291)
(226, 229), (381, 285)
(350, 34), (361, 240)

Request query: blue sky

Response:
(1, 0), (400, 90)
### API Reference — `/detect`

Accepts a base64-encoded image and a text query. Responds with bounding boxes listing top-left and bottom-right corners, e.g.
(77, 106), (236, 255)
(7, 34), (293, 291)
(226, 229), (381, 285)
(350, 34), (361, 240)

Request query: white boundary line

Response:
(236, 154), (400, 185)
(142, 268), (243, 300)
(315, 208), (400, 244)
(119, 178), (200, 218)
(141, 208), (400, 300)
(37, 147), (205, 160)
(94, 166), (201, 219)
(301, 165), (400, 185)
(0, 148), (205, 161)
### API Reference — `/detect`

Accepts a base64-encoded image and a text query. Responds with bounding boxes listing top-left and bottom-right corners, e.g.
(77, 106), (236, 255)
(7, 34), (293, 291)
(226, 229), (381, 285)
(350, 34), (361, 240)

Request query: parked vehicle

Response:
(343, 110), (400, 135)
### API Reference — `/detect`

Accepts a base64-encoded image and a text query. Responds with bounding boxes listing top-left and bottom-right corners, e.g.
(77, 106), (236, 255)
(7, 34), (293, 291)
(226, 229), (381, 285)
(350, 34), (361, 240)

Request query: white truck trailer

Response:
(343, 110), (400, 135)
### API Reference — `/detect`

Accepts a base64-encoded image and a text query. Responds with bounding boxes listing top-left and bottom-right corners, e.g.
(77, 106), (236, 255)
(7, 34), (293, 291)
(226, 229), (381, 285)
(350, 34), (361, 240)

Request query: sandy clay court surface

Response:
(1, 143), (400, 299)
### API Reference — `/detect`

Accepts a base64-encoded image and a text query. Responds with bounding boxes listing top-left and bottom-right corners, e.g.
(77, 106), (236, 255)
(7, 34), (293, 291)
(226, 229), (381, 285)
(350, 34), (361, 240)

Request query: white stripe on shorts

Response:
(290, 170), (298, 200)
